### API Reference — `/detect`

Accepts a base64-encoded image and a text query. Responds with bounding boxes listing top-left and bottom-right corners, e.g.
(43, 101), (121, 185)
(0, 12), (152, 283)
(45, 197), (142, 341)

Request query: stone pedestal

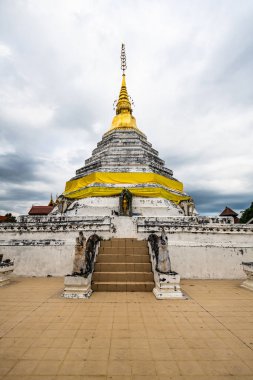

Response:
(153, 272), (187, 299)
(0, 265), (14, 286)
(63, 275), (92, 298)
(241, 262), (253, 291)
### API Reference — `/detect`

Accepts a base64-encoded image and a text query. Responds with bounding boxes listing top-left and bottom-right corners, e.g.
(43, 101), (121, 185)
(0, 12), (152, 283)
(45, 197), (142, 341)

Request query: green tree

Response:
(4, 213), (17, 223)
(240, 202), (253, 224)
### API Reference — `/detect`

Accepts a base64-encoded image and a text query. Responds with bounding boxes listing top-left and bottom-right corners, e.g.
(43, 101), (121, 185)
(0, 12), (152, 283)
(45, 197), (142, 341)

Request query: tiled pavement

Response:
(0, 277), (253, 379)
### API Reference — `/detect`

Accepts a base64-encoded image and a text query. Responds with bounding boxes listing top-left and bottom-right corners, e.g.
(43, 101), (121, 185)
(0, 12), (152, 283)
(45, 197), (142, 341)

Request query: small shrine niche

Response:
(119, 189), (132, 216)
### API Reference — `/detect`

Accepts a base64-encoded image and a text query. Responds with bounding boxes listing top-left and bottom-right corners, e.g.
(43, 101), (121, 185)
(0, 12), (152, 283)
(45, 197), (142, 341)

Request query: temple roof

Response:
(220, 206), (238, 217)
(28, 206), (54, 215)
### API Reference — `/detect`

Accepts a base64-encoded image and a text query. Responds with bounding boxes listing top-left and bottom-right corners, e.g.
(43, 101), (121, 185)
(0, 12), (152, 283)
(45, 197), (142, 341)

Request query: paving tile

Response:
(131, 360), (156, 375)
(82, 360), (107, 375)
(223, 360), (253, 376)
(55, 377), (82, 380)
(11, 338), (34, 348)
(155, 360), (180, 375)
(50, 337), (74, 348)
(22, 347), (48, 360)
(108, 376), (132, 380)
(111, 337), (130, 348)
(107, 360), (132, 375)
(87, 347), (110, 360)
(71, 337), (92, 348)
(33, 360), (61, 375)
(177, 360), (205, 375)
(31, 337), (54, 348)
(58, 360), (84, 375)
(65, 348), (88, 360)
(132, 375), (158, 380)
(0, 346), (27, 360)
(170, 348), (196, 360)
(4, 376), (56, 380)
(130, 348), (153, 361)
(8, 360), (39, 375)
(109, 347), (131, 360)
(0, 360), (17, 376)
(43, 347), (68, 360)
(0, 278), (253, 380)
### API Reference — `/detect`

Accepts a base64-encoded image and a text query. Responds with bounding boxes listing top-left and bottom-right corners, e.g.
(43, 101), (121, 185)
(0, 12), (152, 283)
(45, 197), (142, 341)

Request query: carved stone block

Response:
(153, 272), (187, 299)
(241, 262), (253, 291)
(0, 265), (14, 286)
(63, 275), (92, 298)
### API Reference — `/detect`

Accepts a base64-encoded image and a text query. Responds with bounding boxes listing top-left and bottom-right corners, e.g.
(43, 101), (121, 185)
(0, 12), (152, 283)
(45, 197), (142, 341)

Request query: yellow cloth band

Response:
(64, 185), (189, 203)
(64, 172), (189, 203)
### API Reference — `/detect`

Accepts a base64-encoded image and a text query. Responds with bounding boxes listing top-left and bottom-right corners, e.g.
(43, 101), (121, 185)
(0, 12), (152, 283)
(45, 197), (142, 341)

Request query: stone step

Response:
(93, 271), (154, 282)
(93, 238), (153, 293)
(92, 281), (154, 292)
(96, 254), (150, 263)
(100, 239), (147, 248)
(98, 247), (148, 255)
(94, 262), (152, 272)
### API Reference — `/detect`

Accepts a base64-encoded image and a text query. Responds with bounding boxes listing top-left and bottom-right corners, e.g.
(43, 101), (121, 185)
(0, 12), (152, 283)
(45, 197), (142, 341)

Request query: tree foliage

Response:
(0, 213), (17, 223)
(240, 202), (253, 224)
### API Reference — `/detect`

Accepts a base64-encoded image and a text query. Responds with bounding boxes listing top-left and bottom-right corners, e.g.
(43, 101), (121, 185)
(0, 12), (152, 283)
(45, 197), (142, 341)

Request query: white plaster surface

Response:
(168, 246), (251, 279)
(0, 214), (253, 278)
(56, 197), (184, 217)
(0, 245), (74, 277)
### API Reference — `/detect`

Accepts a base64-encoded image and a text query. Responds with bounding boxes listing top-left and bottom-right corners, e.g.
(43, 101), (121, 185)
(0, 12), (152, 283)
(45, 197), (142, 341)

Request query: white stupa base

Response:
(52, 197), (185, 218)
(63, 275), (92, 299)
(153, 272), (187, 299)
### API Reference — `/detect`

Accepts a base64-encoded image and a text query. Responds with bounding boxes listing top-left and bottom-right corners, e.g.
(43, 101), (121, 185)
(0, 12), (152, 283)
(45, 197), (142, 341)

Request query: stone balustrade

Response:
(137, 216), (253, 234)
(0, 216), (112, 233)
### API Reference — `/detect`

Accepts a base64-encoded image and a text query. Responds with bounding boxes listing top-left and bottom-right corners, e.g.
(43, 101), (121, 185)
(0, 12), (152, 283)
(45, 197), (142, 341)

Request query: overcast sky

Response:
(0, 0), (253, 216)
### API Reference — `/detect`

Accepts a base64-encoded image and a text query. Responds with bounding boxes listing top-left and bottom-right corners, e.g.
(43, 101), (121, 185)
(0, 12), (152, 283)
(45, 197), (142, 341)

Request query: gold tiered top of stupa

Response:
(110, 44), (137, 130)
(63, 44), (190, 205)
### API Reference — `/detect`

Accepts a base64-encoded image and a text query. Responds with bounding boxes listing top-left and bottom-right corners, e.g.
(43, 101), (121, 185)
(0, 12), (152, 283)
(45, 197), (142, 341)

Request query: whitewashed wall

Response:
(0, 245), (74, 277)
(0, 215), (252, 279)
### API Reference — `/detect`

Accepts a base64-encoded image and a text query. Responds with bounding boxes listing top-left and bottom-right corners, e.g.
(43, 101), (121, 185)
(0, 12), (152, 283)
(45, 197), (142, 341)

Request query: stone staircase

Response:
(92, 238), (154, 291)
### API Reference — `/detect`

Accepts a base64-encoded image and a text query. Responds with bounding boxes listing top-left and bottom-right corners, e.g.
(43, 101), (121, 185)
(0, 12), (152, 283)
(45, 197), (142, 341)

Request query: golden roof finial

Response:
(121, 43), (127, 74)
(48, 194), (54, 207)
(109, 44), (137, 131)
(116, 44), (132, 116)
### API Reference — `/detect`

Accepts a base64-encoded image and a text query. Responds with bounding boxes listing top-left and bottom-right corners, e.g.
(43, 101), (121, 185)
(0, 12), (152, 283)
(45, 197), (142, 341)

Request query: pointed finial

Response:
(48, 193), (54, 207)
(121, 43), (127, 74)
(114, 44), (132, 115)
(109, 44), (138, 130)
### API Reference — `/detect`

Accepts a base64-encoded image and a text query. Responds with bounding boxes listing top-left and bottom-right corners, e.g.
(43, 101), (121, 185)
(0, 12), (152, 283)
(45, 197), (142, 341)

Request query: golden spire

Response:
(48, 194), (54, 207)
(116, 74), (132, 115)
(110, 44), (137, 130)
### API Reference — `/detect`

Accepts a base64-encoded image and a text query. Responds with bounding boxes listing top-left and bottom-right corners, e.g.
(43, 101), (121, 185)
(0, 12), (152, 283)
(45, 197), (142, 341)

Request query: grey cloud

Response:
(54, 97), (95, 131)
(163, 153), (201, 170)
(189, 189), (251, 214)
(0, 153), (41, 183)
(0, 187), (47, 202)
